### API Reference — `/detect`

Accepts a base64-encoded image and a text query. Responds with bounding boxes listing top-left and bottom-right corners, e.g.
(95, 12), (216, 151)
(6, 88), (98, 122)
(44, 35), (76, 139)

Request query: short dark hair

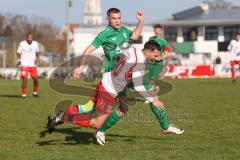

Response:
(153, 24), (163, 29)
(236, 32), (240, 36)
(143, 40), (161, 51)
(26, 32), (32, 37)
(107, 8), (121, 16)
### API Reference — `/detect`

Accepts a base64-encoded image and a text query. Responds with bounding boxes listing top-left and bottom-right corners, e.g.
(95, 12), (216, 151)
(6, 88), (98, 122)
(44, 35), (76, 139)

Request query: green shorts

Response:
(143, 63), (163, 90)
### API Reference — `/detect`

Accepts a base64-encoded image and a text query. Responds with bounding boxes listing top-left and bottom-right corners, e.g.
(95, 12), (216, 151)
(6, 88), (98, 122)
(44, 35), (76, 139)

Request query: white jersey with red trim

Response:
(17, 40), (40, 67)
(228, 40), (240, 61)
(102, 47), (154, 103)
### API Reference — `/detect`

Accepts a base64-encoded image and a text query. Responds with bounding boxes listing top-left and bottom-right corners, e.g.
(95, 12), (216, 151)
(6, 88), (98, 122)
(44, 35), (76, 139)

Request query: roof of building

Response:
(160, 0), (240, 26)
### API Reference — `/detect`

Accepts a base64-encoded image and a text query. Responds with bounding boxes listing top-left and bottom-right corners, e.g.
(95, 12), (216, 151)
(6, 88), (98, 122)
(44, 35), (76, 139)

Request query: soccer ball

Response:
(81, 65), (97, 82)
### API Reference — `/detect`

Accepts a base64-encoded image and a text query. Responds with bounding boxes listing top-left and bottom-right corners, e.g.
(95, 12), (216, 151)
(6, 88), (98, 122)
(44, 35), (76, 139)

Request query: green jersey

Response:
(91, 25), (133, 71)
(149, 36), (168, 65)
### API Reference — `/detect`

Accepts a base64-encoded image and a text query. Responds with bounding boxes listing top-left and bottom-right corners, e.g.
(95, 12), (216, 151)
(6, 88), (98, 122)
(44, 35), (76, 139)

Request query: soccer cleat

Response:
(163, 125), (184, 135)
(144, 100), (150, 104)
(95, 130), (105, 146)
(47, 111), (64, 134)
(33, 92), (39, 97)
(22, 94), (27, 98)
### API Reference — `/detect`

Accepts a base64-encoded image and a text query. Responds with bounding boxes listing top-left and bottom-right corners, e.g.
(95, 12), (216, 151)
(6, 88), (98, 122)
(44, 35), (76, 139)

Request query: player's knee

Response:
(90, 119), (103, 129)
(116, 109), (126, 117)
(33, 78), (38, 83)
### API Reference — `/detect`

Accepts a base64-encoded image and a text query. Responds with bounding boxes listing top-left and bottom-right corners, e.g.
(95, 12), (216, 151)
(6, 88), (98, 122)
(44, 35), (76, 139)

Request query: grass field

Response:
(0, 78), (239, 160)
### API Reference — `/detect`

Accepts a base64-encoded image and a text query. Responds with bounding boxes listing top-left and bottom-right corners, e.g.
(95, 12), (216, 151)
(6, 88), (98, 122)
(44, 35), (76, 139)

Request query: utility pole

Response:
(66, 0), (72, 66)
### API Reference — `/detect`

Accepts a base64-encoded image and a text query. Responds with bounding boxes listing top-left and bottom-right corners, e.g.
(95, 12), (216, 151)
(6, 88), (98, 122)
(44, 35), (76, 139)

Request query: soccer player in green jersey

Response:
(73, 11), (183, 145)
(144, 24), (170, 103)
(74, 7), (144, 114)
(73, 7), (145, 138)
(74, 8), (144, 75)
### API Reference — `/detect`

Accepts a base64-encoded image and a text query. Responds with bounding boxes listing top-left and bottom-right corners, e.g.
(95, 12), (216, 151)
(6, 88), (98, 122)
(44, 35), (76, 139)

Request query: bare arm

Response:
(132, 69), (165, 109)
(73, 44), (96, 79)
(17, 53), (21, 60)
(34, 52), (40, 66)
(130, 11), (144, 40)
(16, 50), (22, 67)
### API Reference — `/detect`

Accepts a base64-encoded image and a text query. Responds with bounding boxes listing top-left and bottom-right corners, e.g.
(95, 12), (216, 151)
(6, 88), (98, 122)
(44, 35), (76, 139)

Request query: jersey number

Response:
(113, 56), (125, 77)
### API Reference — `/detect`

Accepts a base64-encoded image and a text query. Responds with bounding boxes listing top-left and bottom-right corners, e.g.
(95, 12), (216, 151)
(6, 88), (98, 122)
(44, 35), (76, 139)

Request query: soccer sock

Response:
(78, 100), (94, 114)
(73, 114), (91, 127)
(63, 105), (78, 122)
(22, 87), (26, 95)
(231, 61), (236, 81)
(150, 103), (169, 130)
(63, 105), (90, 127)
(33, 84), (38, 93)
(99, 110), (121, 132)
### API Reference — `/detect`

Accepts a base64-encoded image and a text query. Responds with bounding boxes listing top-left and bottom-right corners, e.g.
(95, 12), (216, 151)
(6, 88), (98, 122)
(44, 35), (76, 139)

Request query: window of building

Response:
(224, 26), (240, 41)
(183, 27), (198, 41)
(164, 27), (177, 42)
(205, 26), (218, 40)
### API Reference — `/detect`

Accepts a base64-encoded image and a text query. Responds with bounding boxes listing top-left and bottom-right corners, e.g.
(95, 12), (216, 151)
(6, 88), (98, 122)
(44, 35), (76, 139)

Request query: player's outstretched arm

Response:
(73, 45), (96, 79)
(130, 10), (144, 40)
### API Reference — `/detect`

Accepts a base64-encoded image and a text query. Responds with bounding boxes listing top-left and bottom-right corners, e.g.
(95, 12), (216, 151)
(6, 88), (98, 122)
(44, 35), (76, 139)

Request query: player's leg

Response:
(148, 64), (183, 134)
(47, 82), (115, 134)
(143, 63), (153, 91)
(150, 103), (184, 134)
(30, 67), (39, 96)
(231, 60), (237, 82)
(20, 66), (29, 97)
(96, 89), (128, 145)
(47, 104), (109, 134)
(150, 63), (162, 92)
(143, 63), (154, 103)
(98, 89), (127, 132)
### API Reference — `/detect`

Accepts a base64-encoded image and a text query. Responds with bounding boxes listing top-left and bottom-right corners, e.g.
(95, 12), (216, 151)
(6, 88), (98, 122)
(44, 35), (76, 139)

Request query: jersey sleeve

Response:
(123, 26), (133, 37)
(17, 42), (23, 54)
(228, 40), (233, 51)
(91, 31), (107, 49)
(132, 64), (154, 103)
(162, 39), (168, 49)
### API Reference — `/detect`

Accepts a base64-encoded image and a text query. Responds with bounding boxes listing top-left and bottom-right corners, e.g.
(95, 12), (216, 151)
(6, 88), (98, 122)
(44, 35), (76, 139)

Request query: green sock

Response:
(150, 103), (169, 130)
(99, 110), (121, 132)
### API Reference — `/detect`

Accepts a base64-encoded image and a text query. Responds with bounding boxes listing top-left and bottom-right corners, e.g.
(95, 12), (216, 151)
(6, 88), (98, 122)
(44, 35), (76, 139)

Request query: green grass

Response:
(0, 78), (239, 160)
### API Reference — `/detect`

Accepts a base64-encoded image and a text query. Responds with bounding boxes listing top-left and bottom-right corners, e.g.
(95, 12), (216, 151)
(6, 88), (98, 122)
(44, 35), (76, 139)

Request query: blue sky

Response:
(1, 0), (240, 27)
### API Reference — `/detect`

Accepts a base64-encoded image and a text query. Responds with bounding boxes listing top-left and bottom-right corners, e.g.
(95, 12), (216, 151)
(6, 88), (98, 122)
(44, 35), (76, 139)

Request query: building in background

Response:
(84, 0), (102, 26)
(160, 0), (240, 65)
(72, 0), (240, 66)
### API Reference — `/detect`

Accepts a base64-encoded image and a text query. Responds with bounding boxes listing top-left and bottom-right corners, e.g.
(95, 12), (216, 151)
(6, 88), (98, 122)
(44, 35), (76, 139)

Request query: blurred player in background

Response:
(228, 32), (240, 82)
(17, 32), (40, 98)
(144, 24), (170, 103)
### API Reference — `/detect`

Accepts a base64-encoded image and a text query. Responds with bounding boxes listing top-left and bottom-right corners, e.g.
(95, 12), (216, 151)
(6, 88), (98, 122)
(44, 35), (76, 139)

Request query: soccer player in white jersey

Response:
(47, 40), (184, 145)
(228, 32), (240, 82)
(17, 33), (40, 98)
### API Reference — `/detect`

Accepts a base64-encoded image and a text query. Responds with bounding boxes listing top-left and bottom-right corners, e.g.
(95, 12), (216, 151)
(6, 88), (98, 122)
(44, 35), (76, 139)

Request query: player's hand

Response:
(16, 60), (21, 68)
(136, 10), (144, 22)
(34, 58), (40, 66)
(152, 97), (165, 110)
(73, 66), (84, 79)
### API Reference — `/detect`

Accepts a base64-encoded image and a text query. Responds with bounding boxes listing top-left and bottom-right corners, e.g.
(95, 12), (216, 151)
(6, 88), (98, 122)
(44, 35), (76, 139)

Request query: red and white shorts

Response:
(20, 66), (38, 79)
(90, 82), (115, 115)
